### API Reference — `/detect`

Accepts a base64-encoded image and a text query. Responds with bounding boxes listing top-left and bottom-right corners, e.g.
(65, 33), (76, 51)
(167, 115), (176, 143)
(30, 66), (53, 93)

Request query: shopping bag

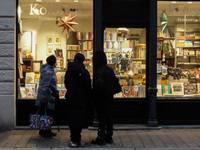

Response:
(29, 106), (54, 130)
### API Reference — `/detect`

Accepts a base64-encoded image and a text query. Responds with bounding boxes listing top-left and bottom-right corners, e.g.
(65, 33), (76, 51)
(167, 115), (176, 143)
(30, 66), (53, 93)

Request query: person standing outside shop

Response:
(91, 51), (119, 145)
(35, 55), (57, 136)
(64, 53), (91, 147)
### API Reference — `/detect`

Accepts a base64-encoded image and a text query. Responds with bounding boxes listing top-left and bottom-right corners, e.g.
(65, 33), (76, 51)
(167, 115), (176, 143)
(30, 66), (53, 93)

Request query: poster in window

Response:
(47, 36), (53, 45)
(171, 82), (184, 95)
(21, 31), (32, 51)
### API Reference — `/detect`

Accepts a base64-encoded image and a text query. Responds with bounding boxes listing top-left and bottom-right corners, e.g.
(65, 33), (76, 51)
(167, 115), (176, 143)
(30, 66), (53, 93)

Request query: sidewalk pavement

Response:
(1, 125), (200, 150)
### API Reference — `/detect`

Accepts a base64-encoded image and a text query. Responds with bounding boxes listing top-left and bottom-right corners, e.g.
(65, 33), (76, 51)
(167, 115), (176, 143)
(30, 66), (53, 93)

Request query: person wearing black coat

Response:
(64, 53), (91, 147)
(91, 51), (119, 145)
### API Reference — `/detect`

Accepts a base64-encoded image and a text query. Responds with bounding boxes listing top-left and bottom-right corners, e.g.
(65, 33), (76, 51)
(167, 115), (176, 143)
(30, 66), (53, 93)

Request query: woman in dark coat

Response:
(35, 55), (57, 136)
(91, 51), (118, 145)
(64, 53), (91, 147)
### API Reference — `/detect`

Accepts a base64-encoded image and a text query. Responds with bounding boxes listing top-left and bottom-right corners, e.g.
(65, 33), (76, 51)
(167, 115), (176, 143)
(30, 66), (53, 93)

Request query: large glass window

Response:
(157, 1), (200, 97)
(104, 28), (146, 98)
(17, 0), (93, 99)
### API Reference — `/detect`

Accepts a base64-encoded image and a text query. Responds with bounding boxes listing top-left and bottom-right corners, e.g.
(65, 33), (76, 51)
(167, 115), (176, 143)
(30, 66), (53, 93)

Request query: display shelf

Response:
(127, 37), (140, 40)
(67, 49), (92, 51)
(23, 58), (33, 61)
(79, 39), (93, 41)
(132, 58), (146, 60)
(164, 37), (175, 40)
(186, 39), (200, 41)
(177, 62), (200, 65)
(177, 30), (200, 33)
(177, 46), (200, 49)
(67, 58), (91, 61)
(104, 40), (124, 42)
(176, 55), (196, 57)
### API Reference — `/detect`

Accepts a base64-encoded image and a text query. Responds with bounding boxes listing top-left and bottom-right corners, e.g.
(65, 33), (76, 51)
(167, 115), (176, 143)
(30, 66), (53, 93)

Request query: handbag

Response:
(29, 105), (53, 130)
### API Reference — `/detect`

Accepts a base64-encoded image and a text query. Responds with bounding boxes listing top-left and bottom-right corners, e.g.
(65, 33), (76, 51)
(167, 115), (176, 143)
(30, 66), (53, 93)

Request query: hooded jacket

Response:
(64, 62), (91, 128)
(35, 64), (57, 110)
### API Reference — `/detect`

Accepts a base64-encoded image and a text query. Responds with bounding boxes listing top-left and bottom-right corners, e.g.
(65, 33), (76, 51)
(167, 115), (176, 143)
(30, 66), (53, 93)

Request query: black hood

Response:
(67, 62), (85, 76)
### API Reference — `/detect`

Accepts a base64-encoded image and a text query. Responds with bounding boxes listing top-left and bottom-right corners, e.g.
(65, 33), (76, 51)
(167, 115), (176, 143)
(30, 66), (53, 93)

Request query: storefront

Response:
(1, 0), (200, 129)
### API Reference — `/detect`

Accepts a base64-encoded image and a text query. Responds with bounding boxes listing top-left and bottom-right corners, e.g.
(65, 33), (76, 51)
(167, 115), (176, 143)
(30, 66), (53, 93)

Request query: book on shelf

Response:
(162, 43), (169, 50)
(34, 73), (40, 85)
(82, 51), (92, 59)
(122, 86), (134, 97)
(157, 28), (174, 38)
(25, 72), (35, 84)
(185, 41), (193, 47)
(80, 41), (93, 50)
(162, 85), (171, 95)
(57, 87), (67, 98)
(67, 50), (82, 59)
(194, 32), (200, 39)
(67, 46), (80, 50)
(25, 83), (36, 98)
(194, 41), (200, 47)
(54, 49), (63, 57)
(19, 86), (26, 98)
(104, 32), (117, 41)
(77, 32), (93, 40)
(56, 70), (66, 85)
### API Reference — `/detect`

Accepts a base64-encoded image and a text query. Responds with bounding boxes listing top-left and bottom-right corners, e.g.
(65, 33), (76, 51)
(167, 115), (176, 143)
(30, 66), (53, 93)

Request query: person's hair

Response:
(74, 53), (85, 63)
(93, 51), (107, 68)
(46, 55), (56, 66)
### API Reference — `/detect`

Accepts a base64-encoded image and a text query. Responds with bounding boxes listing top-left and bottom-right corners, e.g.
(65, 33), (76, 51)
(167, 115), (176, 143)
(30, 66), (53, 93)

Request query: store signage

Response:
(177, 17), (199, 22)
(29, 4), (65, 16)
(168, 5), (200, 16)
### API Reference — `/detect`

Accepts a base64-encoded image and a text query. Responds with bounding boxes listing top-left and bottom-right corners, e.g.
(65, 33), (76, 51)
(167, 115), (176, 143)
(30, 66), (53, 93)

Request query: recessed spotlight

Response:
(188, 2), (192, 3)
(171, 1), (176, 3)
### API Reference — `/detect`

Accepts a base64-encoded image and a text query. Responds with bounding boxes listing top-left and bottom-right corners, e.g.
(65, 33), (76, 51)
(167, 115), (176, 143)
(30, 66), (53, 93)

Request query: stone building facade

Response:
(0, 0), (16, 129)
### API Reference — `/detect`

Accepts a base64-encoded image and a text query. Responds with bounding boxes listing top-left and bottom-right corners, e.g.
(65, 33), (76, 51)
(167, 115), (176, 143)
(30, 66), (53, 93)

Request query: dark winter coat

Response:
(93, 65), (117, 103)
(64, 62), (91, 128)
(35, 64), (57, 110)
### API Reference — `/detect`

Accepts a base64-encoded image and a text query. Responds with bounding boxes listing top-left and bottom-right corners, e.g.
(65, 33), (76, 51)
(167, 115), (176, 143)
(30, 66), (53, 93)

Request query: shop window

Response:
(17, 0), (93, 99)
(104, 28), (146, 98)
(157, 1), (200, 97)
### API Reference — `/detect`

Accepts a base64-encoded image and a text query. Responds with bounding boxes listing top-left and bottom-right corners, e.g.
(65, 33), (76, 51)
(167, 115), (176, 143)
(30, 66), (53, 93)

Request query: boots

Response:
(91, 136), (106, 145)
(105, 134), (113, 144)
(91, 129), (106, 145)
(105, 131), (113, 143)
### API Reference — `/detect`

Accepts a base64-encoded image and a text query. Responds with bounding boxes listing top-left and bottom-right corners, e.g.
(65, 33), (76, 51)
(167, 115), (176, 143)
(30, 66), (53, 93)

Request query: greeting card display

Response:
(122, 86), (134, 97)
(162, 85), (171, 95)
(171, 82), (184, 95)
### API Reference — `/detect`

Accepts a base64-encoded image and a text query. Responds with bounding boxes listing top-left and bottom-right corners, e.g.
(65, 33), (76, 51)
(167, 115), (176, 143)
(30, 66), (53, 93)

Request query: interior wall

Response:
(21, 18), (93, 68)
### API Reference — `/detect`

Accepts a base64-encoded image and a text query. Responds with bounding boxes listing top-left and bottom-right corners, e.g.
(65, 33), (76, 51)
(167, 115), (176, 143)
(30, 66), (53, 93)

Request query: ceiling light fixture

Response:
(188, 2), (192, 3)
(171, 1), (176, 3)
(55, 0), (60, 2)
(36, 0), (41, 2)
(74, 0), (78, 2)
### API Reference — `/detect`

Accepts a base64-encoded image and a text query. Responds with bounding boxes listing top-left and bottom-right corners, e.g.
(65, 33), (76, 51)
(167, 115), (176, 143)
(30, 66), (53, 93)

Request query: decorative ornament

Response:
(160, 11), (168, 34)
(58, 12), (78, 34)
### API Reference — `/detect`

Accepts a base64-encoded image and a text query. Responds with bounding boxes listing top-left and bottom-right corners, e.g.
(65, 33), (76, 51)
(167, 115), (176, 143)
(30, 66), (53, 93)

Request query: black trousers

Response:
(95, 100), (113, 138)
(69, 125), (82, 143)
(37, 103), (54, 117)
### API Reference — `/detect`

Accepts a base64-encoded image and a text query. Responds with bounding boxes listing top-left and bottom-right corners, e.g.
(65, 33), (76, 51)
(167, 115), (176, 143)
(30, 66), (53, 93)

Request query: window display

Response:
(157, 1), (200, 97)
(104, 28), (146, 98)
(17, 0), (93, 99)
